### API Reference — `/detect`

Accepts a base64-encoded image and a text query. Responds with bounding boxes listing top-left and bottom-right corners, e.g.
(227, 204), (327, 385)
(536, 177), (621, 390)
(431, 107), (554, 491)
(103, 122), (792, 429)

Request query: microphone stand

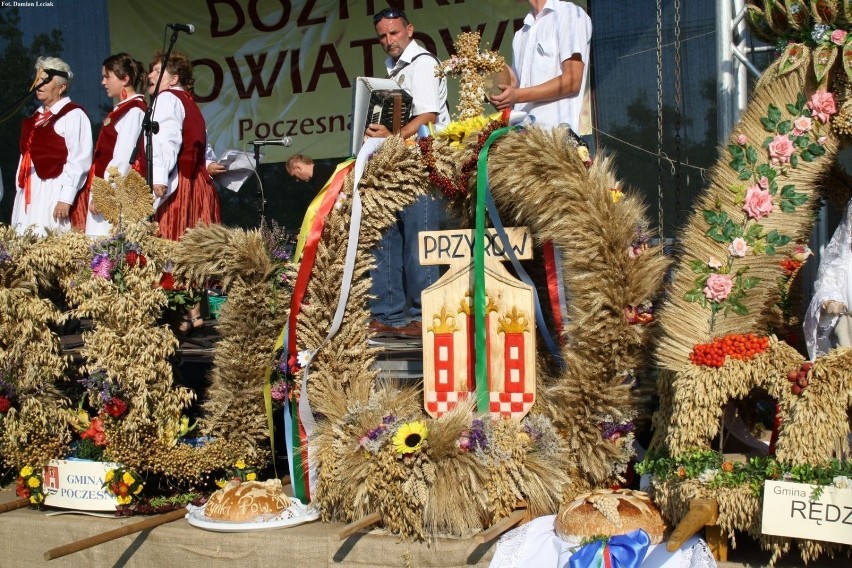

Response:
(252, 142), (266, 228)
(131, 26), (184, 189)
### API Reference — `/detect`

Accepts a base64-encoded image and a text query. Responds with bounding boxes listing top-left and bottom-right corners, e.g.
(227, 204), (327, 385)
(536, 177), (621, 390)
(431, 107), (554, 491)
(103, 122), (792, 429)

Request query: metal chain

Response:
(656, 0), (664, 243)
(673, 0), (683, 228)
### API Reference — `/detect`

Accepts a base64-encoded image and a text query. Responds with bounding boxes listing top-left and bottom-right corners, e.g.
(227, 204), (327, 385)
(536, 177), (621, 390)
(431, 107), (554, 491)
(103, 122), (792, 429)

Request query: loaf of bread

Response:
(554, 489), (666, 544)
(204, 479), (289, 522)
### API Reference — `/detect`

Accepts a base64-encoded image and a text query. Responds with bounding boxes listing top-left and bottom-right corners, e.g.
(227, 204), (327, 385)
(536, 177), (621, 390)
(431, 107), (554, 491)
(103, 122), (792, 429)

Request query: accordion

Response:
(350, 77), (413, 155)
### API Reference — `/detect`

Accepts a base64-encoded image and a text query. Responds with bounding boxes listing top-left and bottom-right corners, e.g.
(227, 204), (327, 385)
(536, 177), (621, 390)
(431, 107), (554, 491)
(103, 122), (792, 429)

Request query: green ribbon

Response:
(262, 380), (277, 479)
(474, 126), (515, 413)
(288, 397), (308, 502)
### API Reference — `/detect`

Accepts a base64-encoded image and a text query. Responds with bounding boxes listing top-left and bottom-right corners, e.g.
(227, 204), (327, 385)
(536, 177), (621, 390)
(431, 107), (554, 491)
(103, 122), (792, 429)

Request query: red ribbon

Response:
(18, 110), (53, 211)
(542, 241), (564, 344)
(287, 162), (354, 361)
(285, 162), (354, 499)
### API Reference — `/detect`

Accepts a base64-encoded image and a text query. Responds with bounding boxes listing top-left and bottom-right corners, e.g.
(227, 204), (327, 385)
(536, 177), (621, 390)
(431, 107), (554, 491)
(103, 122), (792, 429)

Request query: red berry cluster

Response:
(417, 119), (507, 200)
(689, 334), (770, 368)
(780, 258), (802, 277)
(786, 361), (812, 395)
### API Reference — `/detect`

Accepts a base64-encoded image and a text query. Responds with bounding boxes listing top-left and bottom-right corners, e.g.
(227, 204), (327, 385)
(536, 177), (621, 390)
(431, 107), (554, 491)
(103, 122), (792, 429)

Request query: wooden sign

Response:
(419, 227), (536, 420)
(419, 227), (533, 266)
(761, 480), (852, 546)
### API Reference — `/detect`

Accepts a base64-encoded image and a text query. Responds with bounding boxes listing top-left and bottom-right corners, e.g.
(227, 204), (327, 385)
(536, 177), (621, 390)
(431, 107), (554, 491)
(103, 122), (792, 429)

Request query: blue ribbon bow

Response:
(568, 529), (651, 568)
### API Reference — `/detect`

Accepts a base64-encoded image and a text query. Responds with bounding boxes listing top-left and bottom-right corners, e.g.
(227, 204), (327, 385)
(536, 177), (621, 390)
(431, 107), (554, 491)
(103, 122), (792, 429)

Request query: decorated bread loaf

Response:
(205, 479), (289, 522)
(555, 489), (666, 544)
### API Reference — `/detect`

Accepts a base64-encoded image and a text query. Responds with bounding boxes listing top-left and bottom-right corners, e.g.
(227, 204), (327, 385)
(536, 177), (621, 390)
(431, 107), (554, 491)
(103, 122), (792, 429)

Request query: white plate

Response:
(185, 500), (320, 532)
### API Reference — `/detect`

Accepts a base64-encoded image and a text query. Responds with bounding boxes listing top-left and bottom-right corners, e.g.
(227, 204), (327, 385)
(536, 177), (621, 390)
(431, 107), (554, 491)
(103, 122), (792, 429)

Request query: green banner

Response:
(107, 0), (532, 161)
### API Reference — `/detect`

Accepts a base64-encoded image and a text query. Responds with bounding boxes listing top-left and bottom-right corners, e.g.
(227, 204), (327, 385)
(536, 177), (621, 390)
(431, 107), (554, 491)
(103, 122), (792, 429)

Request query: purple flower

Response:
(276, 353), (289, 374)
(601, 421), (635, 442)
(79, 370), (125, 406)
(461, 419), (488, 452)
(366, 424), (387, 440)
(273, 248), (290, 261)
(91, 254), (114, 279)
(0, 377), (16, 399)
(270, 380), (287, 403)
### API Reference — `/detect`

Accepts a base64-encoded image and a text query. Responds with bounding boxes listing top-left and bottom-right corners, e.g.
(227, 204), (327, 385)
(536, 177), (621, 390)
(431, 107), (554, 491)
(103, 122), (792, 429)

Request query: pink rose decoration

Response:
(818, 136), (828, 145)
(808, 90), (837, 123)
(737, 134), (747, 145)
(831, 29), (848, 46)
(792, 116), (812, 135)
(743, 184), (774, 220)
(708, 256), (723, 269)
(728, 237), (749, 257)
(768, 134), (795, 166)
(704, 273), (734, 302)
(757, 176), (769, 190)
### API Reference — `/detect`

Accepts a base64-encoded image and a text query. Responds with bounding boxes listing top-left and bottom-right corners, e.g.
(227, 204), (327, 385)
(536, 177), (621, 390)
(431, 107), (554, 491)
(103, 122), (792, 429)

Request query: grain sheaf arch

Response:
(648, 2), (852, 564)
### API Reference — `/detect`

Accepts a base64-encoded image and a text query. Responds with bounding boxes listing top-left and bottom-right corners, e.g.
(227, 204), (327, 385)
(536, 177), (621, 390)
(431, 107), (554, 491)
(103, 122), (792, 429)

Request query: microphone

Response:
(44, 69), (70, 79)
(250, 138), (293, 146)
(167, 23), (195, 34)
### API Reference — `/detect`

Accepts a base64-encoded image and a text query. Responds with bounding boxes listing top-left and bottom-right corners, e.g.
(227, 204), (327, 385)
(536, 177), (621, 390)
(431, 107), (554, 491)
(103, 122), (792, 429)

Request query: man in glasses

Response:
(366, 8), (449, 140)
(367, 8), (450, 339)
(490, 0), (592, 133)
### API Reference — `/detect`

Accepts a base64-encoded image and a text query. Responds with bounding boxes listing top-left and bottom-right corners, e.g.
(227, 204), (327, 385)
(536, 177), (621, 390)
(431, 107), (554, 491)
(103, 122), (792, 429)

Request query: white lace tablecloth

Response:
(489, 515), (716, 568)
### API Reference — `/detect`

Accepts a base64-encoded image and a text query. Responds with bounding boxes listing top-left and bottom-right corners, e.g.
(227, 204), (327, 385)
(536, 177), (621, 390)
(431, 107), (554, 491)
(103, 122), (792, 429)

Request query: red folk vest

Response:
(19, 102), (85, 180)
(92, 97), (147, 178)
(165, 89), (207, 180)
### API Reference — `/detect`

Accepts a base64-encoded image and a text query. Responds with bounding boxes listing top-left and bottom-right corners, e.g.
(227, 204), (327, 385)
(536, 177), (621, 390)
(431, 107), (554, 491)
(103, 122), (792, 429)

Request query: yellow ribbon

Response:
(293, 158), (356, 261)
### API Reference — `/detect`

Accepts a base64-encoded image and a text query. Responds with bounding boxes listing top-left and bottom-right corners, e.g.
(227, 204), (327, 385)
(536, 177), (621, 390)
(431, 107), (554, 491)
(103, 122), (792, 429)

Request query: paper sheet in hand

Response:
(215, 150), (257, 192)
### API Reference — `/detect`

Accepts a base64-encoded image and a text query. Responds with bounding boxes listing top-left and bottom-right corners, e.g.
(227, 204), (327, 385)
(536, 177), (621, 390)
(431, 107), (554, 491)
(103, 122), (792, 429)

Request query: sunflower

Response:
(391, 421), (429, 454)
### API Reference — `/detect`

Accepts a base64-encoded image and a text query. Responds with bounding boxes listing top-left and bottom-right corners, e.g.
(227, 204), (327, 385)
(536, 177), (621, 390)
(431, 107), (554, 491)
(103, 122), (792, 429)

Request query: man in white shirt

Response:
(490, 0), (592, 132)
(366, 8), (449, 338)
(365, 9), (449, 140)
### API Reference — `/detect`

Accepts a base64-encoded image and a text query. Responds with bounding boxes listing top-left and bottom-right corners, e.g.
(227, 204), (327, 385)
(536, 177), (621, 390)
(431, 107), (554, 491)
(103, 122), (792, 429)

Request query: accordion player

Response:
(350, 77), (413, 155)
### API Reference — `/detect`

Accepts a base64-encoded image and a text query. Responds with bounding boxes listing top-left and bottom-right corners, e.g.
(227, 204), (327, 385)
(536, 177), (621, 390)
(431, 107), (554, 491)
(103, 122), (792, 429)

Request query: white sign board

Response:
(762, 480), (852, 546)
(42, 459), (120, 511)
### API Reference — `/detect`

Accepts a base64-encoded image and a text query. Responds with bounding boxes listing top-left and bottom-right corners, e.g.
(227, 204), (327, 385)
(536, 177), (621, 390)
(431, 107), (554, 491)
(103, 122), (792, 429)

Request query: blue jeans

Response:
(370, 194), (448, 326)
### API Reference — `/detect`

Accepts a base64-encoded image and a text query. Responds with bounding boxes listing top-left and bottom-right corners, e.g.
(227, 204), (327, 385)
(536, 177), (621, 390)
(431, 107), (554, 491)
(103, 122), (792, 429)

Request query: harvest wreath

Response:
(650, 2), (852, 565)
(0, 103), (668, 545)
(0, 168), (297, 511)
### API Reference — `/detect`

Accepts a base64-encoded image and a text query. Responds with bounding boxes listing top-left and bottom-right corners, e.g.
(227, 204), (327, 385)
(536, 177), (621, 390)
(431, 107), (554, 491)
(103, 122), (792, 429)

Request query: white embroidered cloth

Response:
(489, 515), (716, 568)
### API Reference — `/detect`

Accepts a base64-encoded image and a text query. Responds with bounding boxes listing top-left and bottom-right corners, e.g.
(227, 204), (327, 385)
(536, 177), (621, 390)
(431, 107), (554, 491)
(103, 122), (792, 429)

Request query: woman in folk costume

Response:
(72, 53), (147, 236)
(148, 50), (221, 332)
(13, 56), (93, 236)
(147, 50), (221, 240)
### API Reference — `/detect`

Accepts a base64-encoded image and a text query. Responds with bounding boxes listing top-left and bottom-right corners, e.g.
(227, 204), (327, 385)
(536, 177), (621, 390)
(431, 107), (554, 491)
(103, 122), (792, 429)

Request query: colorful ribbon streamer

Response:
(474, 126), (565, 396)
(295, 138), (384, 500)
(474, 127), (513, 412)
(542, 241), (569, 344)
(568, 529), (651, 568)
(283, 158), (355, 502)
